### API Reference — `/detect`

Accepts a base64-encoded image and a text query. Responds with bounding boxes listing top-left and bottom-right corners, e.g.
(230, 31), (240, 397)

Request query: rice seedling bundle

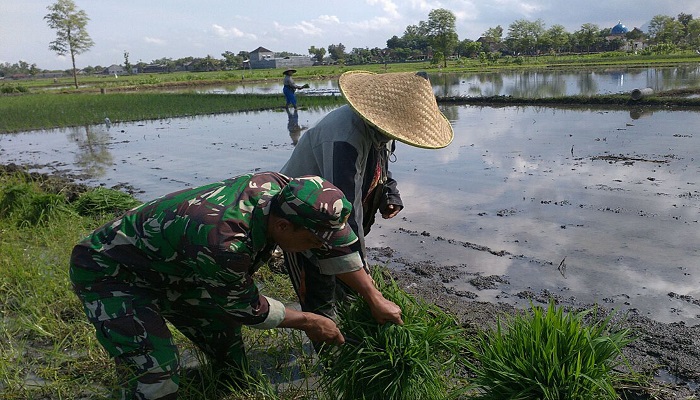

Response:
(319, 269), (467, 400)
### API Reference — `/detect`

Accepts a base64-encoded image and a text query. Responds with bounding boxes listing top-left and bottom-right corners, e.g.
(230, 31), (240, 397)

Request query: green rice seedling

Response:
(0, 182), (34, 218)
(72, 187), (142, 217)
(319, 268), (468, 400)
(465, 301), (634, 400)
(0, 180), (73, 227)
(22, 192), (73, 226)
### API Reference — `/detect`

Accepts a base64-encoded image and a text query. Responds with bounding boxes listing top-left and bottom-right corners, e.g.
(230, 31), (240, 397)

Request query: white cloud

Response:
(144, 37), (166, 46)
(211, 24), (257, 40)
(366, 0), (401, 19)
(317, 15), (341, 24)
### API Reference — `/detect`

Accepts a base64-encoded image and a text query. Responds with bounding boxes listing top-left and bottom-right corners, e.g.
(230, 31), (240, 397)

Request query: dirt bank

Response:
(371, 246), (700, 399)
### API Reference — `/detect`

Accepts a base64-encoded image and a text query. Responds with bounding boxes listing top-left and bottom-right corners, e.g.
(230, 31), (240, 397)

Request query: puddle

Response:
(2, 105), (699, 325)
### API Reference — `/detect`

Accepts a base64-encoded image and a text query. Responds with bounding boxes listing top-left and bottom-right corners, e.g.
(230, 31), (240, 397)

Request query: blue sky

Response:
(3, 0), (700, 70)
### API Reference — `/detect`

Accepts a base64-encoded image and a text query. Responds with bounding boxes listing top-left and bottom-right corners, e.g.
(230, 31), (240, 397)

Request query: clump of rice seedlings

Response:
(319, 268), (467, 400)
(72, 187), (141, 217)
(0, 181), (73, 226)
(0, 182), (34, 218)
(465, 301), (634, 400)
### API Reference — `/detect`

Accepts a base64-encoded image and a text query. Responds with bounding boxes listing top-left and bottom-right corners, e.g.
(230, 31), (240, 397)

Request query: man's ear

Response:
(270, 215), (292, 233)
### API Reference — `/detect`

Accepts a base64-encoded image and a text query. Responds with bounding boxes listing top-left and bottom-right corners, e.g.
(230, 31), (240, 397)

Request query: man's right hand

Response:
(303, 313), (345, 345)
(278, 308), (344, 345)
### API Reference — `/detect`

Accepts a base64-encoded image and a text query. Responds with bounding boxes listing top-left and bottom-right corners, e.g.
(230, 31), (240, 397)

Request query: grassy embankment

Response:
(2, 51), (700, 133)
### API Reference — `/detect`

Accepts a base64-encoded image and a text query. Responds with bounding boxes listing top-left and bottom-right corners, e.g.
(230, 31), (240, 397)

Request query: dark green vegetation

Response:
(0, 92), (345, 133)
(465, 302), (635, 400)
(320, 269), (467, 400)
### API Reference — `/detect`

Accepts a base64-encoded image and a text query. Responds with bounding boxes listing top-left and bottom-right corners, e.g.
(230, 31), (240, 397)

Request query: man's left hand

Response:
(381, 204), (402, 219)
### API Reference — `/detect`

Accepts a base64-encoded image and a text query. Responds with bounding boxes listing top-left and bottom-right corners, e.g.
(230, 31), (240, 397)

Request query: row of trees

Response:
(367, 10), (700, 67)
(4, 1), (700, 86)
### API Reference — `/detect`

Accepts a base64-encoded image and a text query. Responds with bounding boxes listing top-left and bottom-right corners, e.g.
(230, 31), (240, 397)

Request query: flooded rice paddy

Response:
(1, 104), (699, 325)
(182, 65), (700, 98)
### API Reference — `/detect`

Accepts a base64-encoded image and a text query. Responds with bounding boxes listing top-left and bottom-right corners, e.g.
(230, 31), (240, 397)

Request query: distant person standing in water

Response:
(282, 69), (308, 111)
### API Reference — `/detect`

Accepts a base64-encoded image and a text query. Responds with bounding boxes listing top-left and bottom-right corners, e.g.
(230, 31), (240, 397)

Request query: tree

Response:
(482, 26), (504, 43)
(648, 15), (685, 45)
(123, 51), (132, 74)
(506, 19), (545, 55)
(687, 19), (700, 49)
(573, 23), (601, 53)
(426, 8), (459, 67)
(308, 46), (327, 63)
(44, 0), (94, 89)
(544, 24), (570, 55)
(327, 43), (346, 62)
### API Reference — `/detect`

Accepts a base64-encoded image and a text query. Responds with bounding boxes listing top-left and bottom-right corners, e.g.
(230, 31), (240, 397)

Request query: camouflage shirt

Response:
(76, 172), (295, 328)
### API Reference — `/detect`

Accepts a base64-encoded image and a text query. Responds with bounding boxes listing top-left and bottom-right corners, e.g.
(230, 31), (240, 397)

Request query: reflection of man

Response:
(285, 108), (306, 145)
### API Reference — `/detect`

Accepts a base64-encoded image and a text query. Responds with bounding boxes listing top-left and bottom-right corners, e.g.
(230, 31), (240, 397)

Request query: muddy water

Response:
(1, 105), (699, 324)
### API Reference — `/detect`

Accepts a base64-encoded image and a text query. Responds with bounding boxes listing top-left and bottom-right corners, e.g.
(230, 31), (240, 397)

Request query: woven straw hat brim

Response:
(339, 70), (454, 149)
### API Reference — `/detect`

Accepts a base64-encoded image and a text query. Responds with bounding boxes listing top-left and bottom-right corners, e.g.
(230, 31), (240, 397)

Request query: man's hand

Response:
(381, 204), (402, 219)
(303, 313), (345, 344)
(367, 295), (404, 325)
(337, 269), (404, 326)
(278, 308), (344, 345)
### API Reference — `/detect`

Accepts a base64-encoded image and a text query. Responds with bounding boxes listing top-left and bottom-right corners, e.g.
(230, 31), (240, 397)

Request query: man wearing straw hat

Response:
(280, 70), (454, 328)
(282, 68), (308, 111)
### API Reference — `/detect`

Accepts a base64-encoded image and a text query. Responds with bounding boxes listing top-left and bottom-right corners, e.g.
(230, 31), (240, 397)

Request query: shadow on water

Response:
(2, 103), (700, 326)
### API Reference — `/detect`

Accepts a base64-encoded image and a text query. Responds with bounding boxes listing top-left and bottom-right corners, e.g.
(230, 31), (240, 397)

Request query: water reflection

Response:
(179, 65), (700, 99)
(68, 125), (113, 177)
(285, 108), (307, 145)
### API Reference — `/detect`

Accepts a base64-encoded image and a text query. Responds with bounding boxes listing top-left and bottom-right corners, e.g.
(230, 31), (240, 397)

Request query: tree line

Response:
(3, 1), (700, 86)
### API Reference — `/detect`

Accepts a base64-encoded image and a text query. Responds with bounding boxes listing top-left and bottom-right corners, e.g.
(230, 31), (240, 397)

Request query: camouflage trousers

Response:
(69, 246), (247, 400)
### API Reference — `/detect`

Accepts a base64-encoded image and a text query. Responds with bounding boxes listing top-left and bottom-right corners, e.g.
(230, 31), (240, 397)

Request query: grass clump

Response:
(319, 268), (468, 400)
(465, 301), (634, 400)
(73, 187), (141, 217)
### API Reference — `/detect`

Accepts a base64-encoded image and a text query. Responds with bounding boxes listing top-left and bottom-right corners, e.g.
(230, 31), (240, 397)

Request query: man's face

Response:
(275, 225), (325, 252)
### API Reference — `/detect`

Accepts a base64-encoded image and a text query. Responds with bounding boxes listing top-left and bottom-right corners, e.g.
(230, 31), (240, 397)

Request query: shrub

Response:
(319, 268), (467, 400)
(465, 301), (634, 400)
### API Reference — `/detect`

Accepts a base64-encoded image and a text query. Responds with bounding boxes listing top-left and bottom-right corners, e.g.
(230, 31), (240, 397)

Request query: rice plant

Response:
(465, 301), (634, 400)
(319, 268), (468, 400)
(72, 186), (142, 217)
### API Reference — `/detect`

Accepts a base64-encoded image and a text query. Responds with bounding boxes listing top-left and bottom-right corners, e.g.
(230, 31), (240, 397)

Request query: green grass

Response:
(0, 92), (346, 133)
(465, 301), (635, 400)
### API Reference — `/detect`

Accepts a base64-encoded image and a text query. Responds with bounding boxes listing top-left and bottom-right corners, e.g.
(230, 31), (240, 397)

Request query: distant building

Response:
(476, 37), (502, 53)
(142, 64), (169, 73)
(606, 21), (646, 53)
(248, 46), (313, 70)
(103, 64), (126, 75)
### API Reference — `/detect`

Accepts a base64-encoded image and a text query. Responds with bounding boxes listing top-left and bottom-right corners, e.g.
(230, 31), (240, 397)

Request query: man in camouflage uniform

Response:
(70, 172), (401, 399)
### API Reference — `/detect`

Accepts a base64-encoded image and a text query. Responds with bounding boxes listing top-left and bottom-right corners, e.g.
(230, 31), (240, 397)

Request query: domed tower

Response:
(610, 21), (628, 36)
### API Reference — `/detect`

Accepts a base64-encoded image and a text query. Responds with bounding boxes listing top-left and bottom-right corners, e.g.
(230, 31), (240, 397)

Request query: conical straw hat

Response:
(339, 70), (454, 149)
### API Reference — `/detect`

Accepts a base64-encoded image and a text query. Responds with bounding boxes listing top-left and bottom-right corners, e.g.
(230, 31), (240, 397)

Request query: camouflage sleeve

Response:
(195, 247), (283, 326)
